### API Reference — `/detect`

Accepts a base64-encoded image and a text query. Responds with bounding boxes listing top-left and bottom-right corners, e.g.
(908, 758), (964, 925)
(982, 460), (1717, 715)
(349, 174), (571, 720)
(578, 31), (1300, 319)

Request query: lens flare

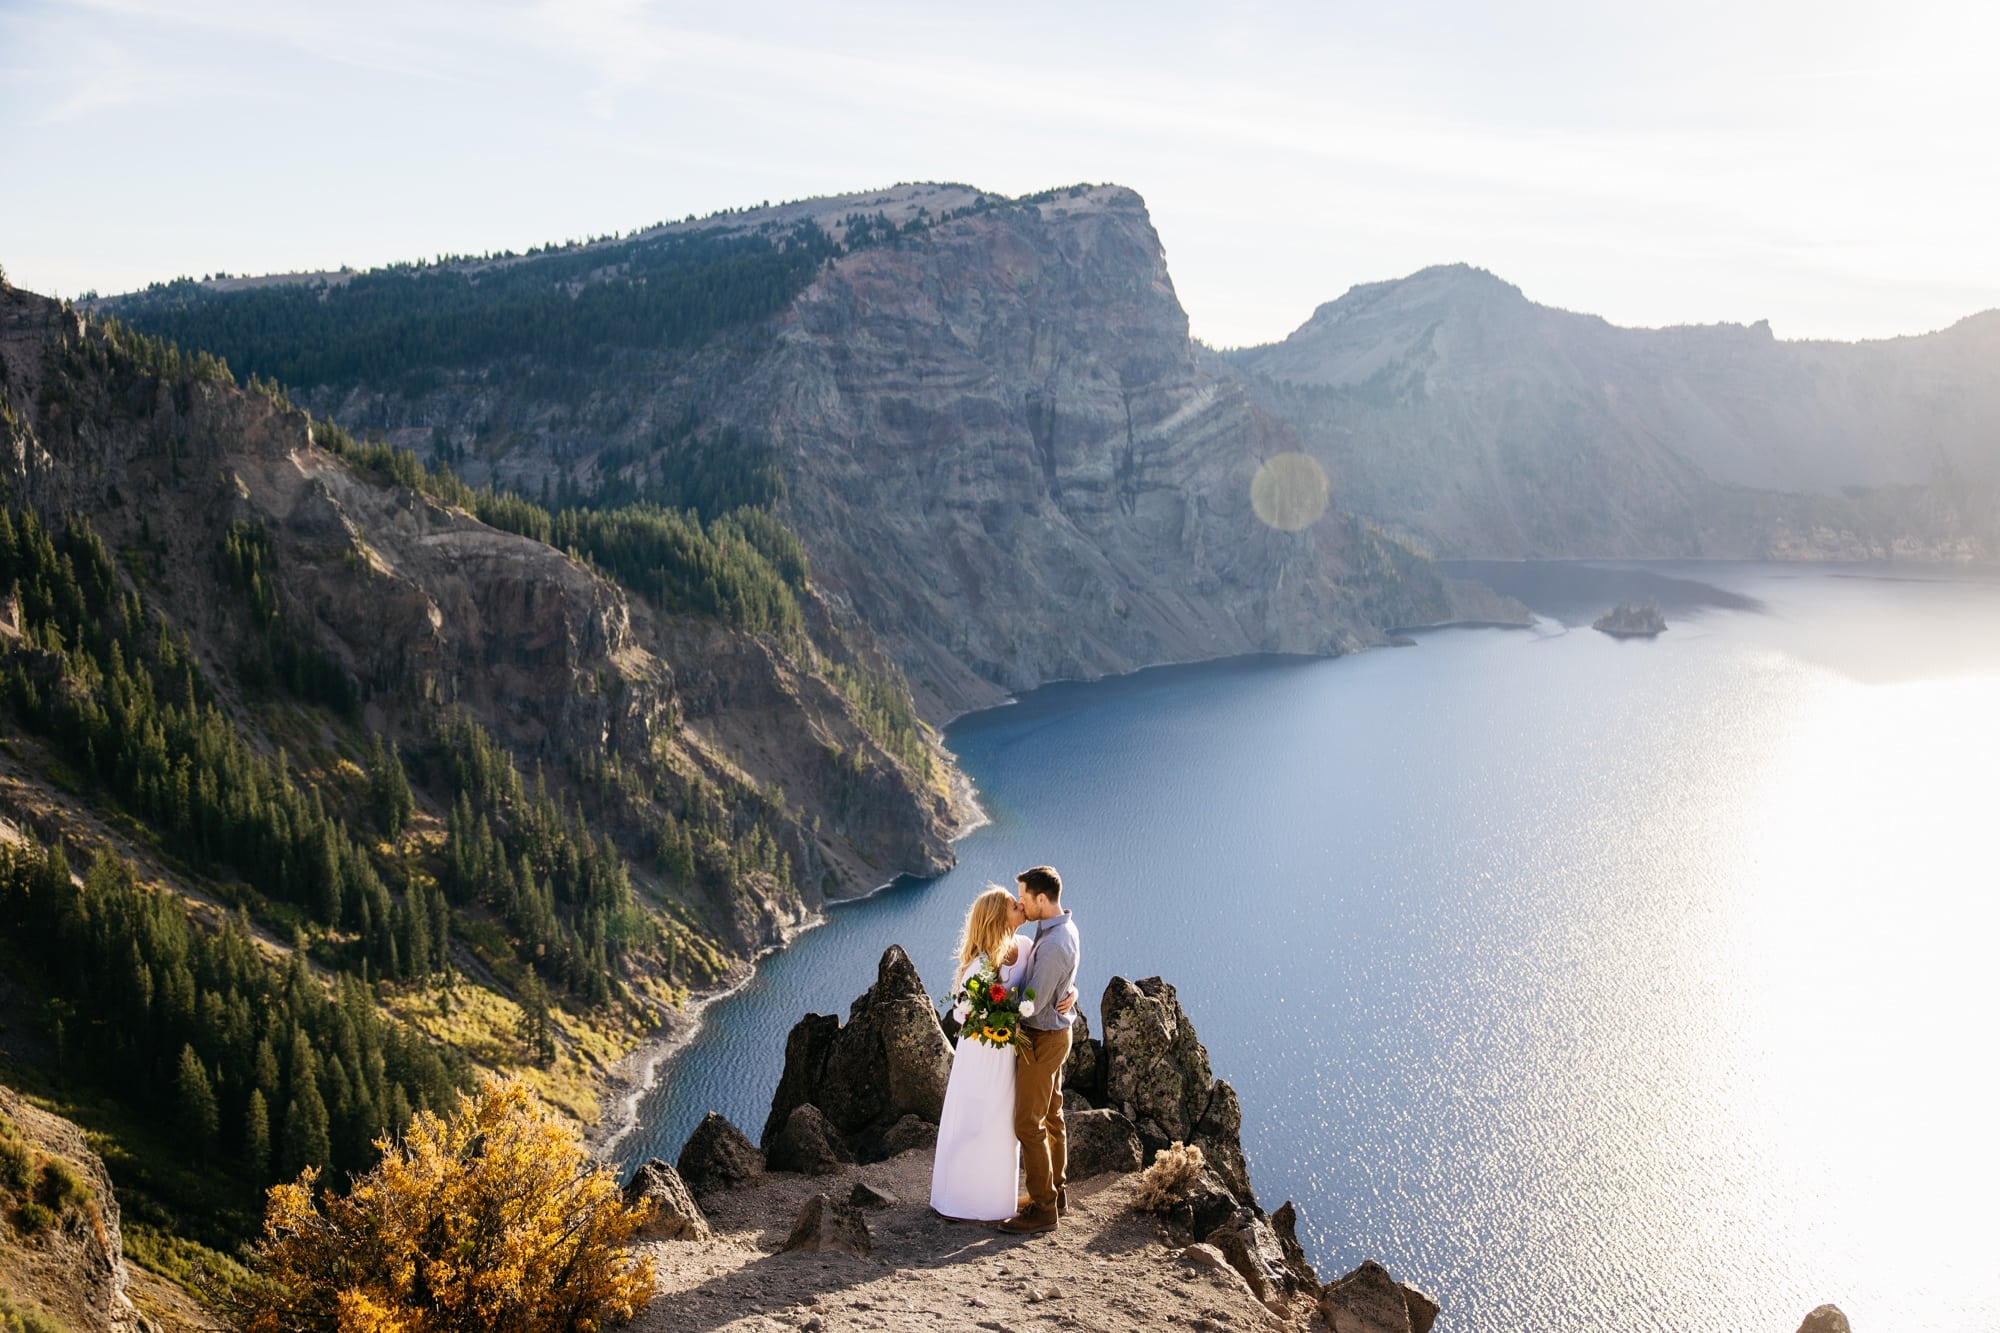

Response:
(1250, 452), (1330, 531)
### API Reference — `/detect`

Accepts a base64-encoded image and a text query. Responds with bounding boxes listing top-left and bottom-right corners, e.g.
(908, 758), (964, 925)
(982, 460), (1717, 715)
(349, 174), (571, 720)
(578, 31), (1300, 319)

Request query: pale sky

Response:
(4, 0), (1998, 347)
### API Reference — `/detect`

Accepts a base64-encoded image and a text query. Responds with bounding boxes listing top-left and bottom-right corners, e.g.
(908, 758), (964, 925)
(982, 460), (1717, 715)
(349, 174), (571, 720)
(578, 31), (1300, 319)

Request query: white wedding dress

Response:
(929, 937), (1032, 1221)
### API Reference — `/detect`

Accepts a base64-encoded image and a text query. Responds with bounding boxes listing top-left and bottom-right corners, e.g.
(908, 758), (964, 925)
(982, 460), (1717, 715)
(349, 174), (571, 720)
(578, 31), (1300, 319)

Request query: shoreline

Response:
(585, 959), (756, 1164)
(588, 745), (992, 1166)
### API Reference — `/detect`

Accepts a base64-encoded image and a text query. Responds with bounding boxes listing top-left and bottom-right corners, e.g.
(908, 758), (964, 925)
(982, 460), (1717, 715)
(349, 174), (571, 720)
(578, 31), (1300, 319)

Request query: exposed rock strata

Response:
(0, 280), (954, 972)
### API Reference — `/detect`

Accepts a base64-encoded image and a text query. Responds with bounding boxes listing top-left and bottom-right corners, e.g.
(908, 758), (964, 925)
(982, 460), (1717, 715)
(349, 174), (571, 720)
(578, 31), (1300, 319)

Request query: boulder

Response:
(675, 1111), (764, 1194)
(847, 1180), (898, 1209)
(763, 947), (951, 1160)
(620, 1159), (710, 1242)
(1204, 1208), (1294, 1307)
(880, 1112), (938, 1155)
(1319, 1259), (1438, 1333)
(762, 1013), (840, 1146)
(1063, 1107), (1143, 1178)
(765, 1102), (852, 1176)
(1797, 1307), (1852, 1333)
(1268, 1201), (1322, 1296)
(781, 1192), (872, 1258)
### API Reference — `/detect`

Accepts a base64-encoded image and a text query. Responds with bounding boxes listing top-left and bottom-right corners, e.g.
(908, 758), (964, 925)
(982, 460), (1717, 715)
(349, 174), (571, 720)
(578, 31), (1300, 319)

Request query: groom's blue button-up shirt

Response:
(1021, 909), (1080, 1031)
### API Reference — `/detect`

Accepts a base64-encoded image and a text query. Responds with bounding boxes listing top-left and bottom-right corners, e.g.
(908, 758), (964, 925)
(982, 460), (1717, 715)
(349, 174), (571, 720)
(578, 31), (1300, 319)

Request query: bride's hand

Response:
(1055, 991), (1076, 1017)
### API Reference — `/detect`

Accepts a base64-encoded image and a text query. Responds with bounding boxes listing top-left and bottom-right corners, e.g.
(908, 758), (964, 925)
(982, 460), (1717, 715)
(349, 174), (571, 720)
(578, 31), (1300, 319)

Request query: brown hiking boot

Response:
(1018, 1187), (1068, 1216)
(999, 1202), (1058, 1234)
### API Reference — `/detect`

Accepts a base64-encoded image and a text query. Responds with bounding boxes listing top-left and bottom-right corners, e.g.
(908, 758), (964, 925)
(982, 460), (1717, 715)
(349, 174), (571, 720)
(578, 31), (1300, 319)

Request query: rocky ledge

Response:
(630, 947), (1435, 1331)
(627, 946), (1858, 1333)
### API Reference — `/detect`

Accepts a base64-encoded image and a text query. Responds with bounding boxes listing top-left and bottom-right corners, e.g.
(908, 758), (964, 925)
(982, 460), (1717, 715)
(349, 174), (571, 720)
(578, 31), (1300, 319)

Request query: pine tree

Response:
(175, 1043), (220, 1159)
(244, 1088), (272, 1179)
(281, 1081), (332, 1181)
(516, 972), (556, 1067)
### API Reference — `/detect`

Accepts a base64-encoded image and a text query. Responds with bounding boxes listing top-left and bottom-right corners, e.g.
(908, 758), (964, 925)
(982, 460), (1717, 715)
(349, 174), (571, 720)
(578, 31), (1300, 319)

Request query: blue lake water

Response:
(620, 562), (2000, 1333)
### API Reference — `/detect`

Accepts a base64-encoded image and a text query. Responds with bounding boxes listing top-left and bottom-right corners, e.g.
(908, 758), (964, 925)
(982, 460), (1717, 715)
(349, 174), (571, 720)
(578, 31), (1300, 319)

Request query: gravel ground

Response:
(638, 1147), (1315, 1333)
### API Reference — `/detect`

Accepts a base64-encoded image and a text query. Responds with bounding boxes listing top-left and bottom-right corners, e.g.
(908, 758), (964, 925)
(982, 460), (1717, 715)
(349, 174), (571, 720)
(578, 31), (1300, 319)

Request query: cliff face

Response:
(1230, 265), (2000, 560)
(715, 186), (1450, 716)
(143, 185), (1453, 721)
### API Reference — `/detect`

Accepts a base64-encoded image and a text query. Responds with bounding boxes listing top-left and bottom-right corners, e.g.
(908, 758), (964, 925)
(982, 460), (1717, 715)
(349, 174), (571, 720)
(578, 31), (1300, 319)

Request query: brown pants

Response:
(1015, 1023), (1072, 1209)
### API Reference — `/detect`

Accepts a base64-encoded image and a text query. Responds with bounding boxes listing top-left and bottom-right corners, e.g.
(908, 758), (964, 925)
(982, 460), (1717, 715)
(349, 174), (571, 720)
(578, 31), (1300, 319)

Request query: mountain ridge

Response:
(1229, 257), (2000, 559)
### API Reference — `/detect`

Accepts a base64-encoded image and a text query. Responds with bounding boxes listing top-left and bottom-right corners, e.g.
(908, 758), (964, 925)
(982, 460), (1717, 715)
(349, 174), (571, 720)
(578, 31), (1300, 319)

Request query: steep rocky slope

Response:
(0, 277), (959, 1310)
(1230, 265), (2000, 560)
(3, 280), (950, 932)
(110, 185), (1466, 720)
(0, 1083), (141, 1332)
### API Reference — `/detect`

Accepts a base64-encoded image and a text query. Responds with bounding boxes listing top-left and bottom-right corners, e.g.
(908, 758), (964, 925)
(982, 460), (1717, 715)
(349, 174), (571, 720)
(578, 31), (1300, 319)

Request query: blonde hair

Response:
(956, 886), (1017, 978)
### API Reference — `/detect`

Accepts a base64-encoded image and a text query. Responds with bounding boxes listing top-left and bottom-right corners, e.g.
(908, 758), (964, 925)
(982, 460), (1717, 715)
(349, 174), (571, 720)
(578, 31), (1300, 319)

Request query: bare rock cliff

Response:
(709, 186), (1452, 716)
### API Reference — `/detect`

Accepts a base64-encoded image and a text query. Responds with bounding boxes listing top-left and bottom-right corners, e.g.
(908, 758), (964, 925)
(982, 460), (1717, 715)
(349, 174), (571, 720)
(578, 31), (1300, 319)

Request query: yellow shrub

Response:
(245, 1076), (653, 1333)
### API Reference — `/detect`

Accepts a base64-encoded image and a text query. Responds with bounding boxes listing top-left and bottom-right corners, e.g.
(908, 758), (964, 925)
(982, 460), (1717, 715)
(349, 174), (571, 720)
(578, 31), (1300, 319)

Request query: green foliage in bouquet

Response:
(948, 968), (1038, 1053)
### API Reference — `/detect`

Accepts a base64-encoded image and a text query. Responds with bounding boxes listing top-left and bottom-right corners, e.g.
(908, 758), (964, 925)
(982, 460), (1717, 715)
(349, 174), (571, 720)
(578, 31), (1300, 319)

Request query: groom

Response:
(1001, 865), (1080, 1235)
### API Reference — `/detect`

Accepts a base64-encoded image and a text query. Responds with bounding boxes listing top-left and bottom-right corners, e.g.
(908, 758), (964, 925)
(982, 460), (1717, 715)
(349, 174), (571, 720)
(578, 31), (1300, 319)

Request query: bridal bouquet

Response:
(947, 968), (1038, 1052)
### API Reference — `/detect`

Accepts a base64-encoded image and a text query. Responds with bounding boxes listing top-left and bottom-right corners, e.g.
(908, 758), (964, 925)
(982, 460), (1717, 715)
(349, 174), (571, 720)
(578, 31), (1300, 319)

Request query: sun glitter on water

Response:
(1250, 452), (1330, 531)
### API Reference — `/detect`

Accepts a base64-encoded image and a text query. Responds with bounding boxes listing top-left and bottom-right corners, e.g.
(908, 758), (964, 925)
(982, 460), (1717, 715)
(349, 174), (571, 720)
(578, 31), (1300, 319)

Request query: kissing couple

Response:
(929, 865), (1080, 1234)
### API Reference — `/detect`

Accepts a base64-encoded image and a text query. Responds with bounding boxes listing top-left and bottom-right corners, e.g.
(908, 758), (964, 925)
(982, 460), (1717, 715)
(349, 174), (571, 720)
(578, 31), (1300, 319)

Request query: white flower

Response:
(951, 1003), (969, 1024)
(1017, 1000), (1036, 1017)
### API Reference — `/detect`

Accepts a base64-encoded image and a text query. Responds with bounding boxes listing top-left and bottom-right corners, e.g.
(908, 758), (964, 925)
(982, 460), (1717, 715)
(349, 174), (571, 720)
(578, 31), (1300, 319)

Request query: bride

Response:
(930, 886), (1032, 1221)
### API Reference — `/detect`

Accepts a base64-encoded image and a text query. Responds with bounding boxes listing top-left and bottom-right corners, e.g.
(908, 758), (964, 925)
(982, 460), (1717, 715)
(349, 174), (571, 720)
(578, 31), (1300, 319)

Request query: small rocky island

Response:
(1593, 601), (1668, 636)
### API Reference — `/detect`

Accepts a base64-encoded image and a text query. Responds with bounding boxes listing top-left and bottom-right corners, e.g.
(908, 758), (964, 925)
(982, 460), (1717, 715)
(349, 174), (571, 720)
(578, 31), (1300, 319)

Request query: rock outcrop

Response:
(1317, 1258), (1439, 1333)
(675, 1112), (764, 1195)
(0, 1084), (143, 1332)
(620, 1159), (711, 1242)
(1082, 975), (1255, 1202)
(779, 1193), (872, 1258)
(650, 960), (1446, 1333)
(760, 946), (952, 1162)
(1796, 1306), (1853, 1333)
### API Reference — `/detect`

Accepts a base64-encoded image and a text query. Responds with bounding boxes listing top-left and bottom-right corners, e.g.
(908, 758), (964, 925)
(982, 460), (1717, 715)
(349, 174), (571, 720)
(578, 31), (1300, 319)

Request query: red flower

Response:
(990, 985), (1008, 1003)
